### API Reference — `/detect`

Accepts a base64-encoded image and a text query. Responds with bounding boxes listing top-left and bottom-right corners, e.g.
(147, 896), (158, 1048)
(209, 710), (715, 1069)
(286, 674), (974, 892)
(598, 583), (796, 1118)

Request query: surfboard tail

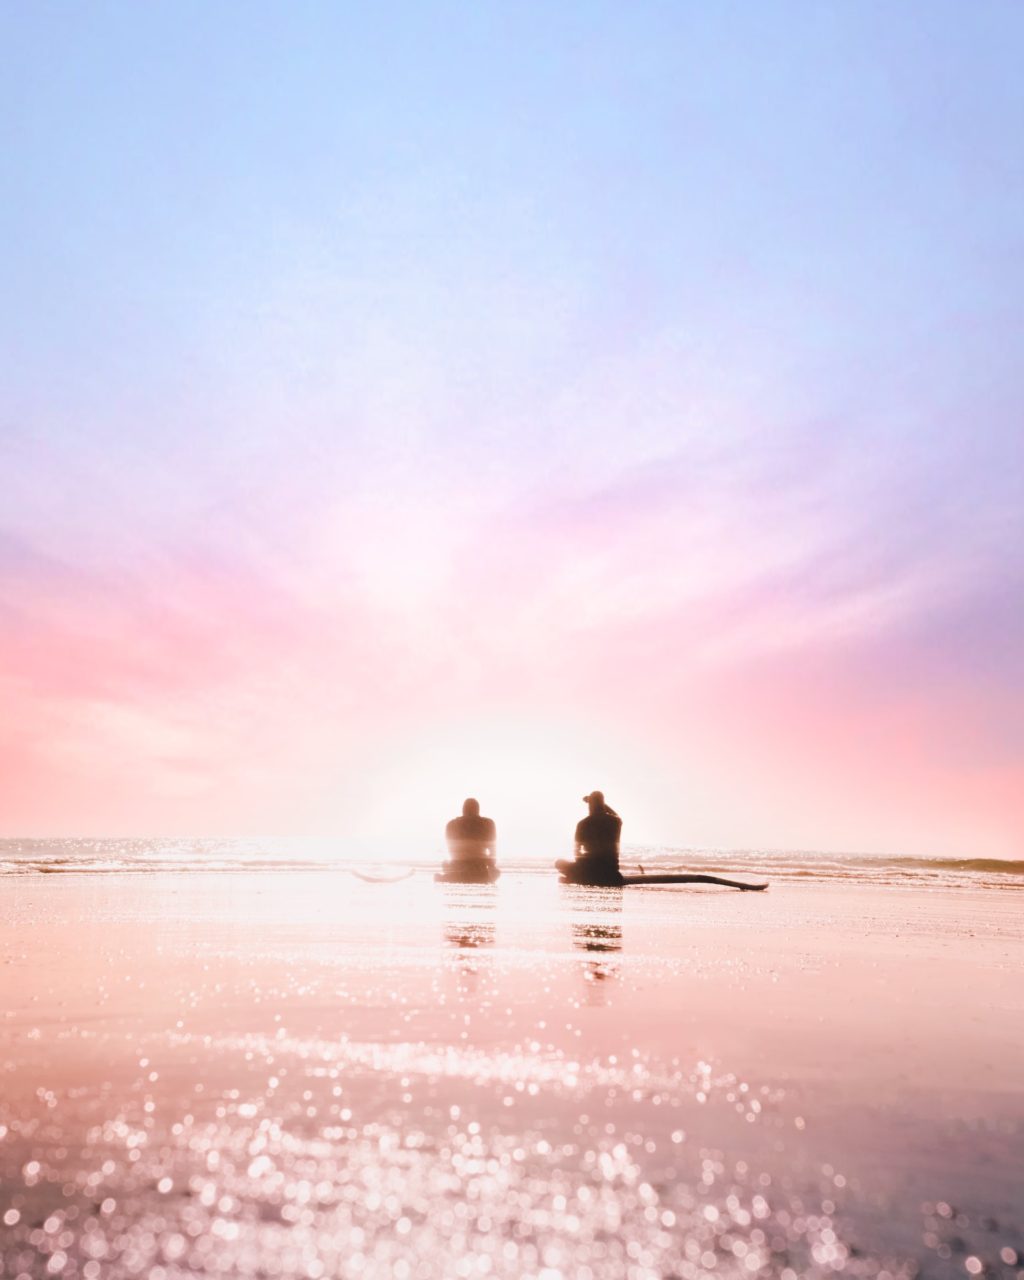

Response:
(619, 873), (768, 890)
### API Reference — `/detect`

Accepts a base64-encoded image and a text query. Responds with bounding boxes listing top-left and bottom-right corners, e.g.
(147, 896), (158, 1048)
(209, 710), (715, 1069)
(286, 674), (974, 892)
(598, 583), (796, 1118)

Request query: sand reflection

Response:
(1, 871), (1022, 1279)
(569, 888), (623, 1003)
(441, 886), (497, 993)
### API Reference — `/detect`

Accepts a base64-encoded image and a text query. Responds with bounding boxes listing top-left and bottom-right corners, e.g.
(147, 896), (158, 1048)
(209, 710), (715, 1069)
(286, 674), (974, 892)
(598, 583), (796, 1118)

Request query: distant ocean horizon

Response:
(1, 837), (1021, 890)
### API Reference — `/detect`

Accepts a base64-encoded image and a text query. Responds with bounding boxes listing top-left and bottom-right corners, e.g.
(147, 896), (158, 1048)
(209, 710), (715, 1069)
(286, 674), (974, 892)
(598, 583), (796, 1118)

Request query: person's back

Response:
(558, 790), (623, 885)
(575, 808), (622, 862)
(445, 798), (496, 864)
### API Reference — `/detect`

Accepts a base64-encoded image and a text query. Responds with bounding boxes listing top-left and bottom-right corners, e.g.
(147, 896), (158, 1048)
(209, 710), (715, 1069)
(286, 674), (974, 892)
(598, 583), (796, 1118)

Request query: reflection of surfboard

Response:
(556, 860), (766, 890)
(435, 863), (501, 885)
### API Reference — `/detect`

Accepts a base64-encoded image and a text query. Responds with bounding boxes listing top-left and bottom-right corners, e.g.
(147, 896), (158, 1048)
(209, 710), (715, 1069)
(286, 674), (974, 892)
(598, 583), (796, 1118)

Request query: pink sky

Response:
(2, 6), (1022, 857)
(2, 408), (1020, 857)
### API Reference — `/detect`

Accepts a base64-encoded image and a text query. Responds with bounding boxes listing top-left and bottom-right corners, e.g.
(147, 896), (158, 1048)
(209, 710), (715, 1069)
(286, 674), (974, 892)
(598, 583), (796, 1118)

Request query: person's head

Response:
(462, 798), (480, 818)
(583, 790), (605, 814)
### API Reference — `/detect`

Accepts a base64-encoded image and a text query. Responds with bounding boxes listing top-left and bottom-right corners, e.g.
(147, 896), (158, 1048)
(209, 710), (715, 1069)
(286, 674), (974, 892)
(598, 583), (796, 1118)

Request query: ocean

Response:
(2, 836), (1021, 890)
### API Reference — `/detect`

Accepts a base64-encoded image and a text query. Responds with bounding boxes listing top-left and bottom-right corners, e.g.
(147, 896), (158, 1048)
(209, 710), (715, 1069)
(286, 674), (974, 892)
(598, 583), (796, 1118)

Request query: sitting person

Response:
(445, 798), (497, 867)
(556, 791), (623, 885)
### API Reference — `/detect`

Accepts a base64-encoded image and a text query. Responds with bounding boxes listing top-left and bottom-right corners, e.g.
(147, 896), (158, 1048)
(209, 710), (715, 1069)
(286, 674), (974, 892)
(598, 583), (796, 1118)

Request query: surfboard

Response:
(555, 860), (766, 890)
(620, 872), (767, 891)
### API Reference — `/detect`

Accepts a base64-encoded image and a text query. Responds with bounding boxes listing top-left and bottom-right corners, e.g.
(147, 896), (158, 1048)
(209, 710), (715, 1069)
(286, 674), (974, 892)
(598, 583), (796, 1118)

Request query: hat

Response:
(582, 791), (605, 806)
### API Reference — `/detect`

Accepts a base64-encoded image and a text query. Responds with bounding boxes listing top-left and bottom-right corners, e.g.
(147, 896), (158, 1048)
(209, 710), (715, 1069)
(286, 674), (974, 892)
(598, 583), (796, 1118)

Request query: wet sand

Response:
(1, 871), (1022, 1279)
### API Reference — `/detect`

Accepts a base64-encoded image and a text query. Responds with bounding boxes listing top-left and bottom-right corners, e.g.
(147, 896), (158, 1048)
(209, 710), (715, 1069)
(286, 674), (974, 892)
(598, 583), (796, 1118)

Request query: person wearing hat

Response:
(556, 791), (623, 885)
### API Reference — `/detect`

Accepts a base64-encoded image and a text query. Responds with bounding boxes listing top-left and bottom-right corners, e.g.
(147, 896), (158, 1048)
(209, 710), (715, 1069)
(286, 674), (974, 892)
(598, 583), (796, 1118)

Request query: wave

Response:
(1, 840), (1021, 887)
(622, 850), (1024, 890)
(873, 856), (1024, 877)
(654, 852), (1024, 877)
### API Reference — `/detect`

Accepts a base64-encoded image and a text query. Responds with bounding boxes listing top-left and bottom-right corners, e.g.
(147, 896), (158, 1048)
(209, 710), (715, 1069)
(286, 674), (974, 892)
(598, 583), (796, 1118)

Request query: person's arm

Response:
(484, 819), (497, 860)
(574, 819), (585, 858)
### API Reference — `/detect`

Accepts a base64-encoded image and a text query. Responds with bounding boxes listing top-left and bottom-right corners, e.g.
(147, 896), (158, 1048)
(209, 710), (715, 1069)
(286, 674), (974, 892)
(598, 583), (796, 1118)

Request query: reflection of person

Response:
(572, 921), (622, 954)
(445, 798), (497, 865)
(556, 791), (623, 885)
(572, 910), (622, 1004)
(444, 920), (496, 950)
(575, 923), (622, 987)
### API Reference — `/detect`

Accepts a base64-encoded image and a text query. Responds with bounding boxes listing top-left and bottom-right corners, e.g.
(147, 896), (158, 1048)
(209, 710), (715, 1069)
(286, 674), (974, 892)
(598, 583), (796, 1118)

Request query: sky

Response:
(1, 3), (1022, 857)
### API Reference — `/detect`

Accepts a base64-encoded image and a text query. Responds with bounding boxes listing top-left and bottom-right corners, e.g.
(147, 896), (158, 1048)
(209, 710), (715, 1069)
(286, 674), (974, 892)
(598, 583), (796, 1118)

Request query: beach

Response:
(5, 4), (1023, 1276)
(1, 866), (1022, 1279)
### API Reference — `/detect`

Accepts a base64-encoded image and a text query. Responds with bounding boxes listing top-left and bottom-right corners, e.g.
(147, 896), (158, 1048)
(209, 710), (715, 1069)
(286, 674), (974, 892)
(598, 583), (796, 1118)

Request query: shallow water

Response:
(3, 837), (1023, 891)
(1, 872), (1022, 1278)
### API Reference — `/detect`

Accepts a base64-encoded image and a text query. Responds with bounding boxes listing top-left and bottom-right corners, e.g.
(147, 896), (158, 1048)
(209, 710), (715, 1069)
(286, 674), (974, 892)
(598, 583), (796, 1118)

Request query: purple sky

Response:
(1, 4), (1022, 855)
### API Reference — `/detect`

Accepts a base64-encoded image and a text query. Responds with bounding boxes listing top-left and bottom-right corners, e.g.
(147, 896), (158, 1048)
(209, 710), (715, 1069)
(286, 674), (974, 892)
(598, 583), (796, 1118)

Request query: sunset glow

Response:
(1, 5), (1022, 857)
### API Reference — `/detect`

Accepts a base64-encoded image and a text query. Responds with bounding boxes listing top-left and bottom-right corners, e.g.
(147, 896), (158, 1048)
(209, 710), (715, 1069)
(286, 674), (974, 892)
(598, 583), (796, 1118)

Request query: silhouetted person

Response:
(556, 791), (623, 885)
(442, 798), (496, 871)
(553, 792), (768, 891)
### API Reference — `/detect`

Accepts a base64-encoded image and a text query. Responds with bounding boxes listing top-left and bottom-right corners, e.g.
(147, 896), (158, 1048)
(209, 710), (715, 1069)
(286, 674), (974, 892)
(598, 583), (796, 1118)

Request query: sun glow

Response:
(346, 714), (664, 863)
